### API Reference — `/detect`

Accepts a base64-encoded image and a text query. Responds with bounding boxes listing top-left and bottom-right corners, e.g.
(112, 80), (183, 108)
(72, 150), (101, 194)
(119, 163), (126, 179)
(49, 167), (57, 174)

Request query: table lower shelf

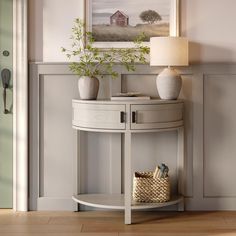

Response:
(72, 194), (183, 210)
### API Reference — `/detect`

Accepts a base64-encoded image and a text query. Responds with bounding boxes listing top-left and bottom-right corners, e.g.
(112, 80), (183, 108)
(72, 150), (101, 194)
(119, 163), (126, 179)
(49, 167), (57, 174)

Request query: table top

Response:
(72, 98), (183, 105)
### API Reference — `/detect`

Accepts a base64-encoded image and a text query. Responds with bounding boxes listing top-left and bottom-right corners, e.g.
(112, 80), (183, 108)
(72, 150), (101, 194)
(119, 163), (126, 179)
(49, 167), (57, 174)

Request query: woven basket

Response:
(133, 172), (170, 203)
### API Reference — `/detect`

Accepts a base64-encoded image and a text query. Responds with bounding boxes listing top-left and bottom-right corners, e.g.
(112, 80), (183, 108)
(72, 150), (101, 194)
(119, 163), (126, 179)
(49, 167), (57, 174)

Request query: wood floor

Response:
(1, 210), (236, 236)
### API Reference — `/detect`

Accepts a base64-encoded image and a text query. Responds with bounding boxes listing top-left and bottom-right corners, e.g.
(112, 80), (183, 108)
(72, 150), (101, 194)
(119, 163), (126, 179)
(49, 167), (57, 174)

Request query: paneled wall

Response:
(29, 63), (236, 211)
(187, 65), (236, 210)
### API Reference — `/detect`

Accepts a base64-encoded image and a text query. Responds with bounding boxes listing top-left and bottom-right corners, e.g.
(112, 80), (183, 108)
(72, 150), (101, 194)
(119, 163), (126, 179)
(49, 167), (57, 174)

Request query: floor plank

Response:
(0, 225), (82, 234)
(0, 215), (51, 225)
(0, 234), (117, 236)
(0, 210), (236, 235)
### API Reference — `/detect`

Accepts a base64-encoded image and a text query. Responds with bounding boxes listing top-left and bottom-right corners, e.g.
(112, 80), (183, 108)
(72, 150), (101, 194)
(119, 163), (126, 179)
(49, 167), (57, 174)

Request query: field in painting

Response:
(92, 23), (169, 42)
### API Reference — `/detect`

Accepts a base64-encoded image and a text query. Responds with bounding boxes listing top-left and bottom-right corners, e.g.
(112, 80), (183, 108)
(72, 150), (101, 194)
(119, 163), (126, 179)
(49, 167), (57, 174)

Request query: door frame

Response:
(13, 0), (28, 211)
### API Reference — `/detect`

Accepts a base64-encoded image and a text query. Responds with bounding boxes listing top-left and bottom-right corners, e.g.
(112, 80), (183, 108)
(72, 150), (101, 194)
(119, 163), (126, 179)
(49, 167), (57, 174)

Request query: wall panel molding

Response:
(186, 64), (236, 210)
(29, 62), (236, 211)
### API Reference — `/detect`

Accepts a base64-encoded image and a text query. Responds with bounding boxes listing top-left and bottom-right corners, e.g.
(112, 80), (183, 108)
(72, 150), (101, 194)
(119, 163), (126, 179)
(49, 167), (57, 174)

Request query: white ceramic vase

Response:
(78, 76), (99, 100)
(156, 68), (182, 100)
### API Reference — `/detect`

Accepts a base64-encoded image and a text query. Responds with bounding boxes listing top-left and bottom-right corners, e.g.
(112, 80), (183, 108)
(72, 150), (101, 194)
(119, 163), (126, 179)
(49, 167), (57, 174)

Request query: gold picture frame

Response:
(85, 0), (179, 48)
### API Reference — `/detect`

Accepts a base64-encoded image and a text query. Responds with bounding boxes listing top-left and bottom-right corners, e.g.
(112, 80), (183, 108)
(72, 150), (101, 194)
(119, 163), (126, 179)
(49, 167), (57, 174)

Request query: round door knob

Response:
(3, 50), (10, 57)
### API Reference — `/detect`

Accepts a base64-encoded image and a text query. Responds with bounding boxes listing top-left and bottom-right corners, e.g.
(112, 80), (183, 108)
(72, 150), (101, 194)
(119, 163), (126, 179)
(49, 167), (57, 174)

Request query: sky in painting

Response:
(92, 0), (170, 26)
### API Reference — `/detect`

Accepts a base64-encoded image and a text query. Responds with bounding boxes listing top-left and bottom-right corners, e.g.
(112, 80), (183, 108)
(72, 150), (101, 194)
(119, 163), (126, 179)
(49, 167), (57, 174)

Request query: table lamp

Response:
(150, 37), (189, 100)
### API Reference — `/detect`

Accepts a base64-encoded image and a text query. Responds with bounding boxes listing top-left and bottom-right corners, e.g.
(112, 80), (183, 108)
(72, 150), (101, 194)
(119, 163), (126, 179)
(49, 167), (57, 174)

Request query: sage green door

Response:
(0, 0), (13, 208)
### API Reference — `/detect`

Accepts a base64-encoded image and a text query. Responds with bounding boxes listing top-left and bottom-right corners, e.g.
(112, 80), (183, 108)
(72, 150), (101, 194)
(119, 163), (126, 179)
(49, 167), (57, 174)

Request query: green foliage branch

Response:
(62, 18), (150, 79)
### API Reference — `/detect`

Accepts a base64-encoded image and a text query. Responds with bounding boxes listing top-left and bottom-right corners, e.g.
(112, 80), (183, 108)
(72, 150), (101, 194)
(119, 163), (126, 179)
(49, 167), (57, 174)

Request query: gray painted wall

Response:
(31, 63), (236, 211)
(27, 0), (236, 211)
(30, 63), (236, 211)
(28, 0), (236, 63)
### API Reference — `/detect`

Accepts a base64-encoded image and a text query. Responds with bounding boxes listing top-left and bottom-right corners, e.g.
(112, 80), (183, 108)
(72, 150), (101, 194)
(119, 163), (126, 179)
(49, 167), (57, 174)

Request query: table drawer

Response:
(73, 103), (126, 130)
(131, 103), (183, 130)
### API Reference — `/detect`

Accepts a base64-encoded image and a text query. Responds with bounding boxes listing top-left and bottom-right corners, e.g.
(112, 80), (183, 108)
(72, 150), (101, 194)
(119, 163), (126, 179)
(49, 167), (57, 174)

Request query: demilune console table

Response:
(72, 99), (184, 224)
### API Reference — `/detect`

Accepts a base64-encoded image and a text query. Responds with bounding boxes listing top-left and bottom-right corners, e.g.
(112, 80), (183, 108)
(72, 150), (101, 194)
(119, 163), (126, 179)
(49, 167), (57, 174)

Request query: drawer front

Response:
(73, 103), (126, 130)
(131, 103), (183, 130)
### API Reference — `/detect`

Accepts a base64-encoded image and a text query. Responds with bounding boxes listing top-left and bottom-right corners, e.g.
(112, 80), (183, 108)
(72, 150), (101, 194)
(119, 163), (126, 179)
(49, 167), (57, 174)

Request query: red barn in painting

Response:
(110, 10), (129, 27)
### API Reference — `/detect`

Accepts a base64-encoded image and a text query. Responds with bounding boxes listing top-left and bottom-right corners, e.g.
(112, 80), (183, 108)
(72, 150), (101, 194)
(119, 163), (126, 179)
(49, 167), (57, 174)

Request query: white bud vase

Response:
(78, 76), (99, 100)
(156, 68), (182, 100)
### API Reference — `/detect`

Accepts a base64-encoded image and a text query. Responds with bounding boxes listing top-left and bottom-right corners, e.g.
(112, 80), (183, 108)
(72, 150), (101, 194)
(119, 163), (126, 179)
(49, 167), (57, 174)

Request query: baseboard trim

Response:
(37, 197), (77, 211)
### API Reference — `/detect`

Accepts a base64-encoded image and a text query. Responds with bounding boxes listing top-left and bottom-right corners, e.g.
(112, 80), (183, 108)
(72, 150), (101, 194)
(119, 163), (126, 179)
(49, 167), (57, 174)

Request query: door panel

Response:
(130, 103), (183, 130)
(73, 102), (126, 130)
(0, 0), (13, 208)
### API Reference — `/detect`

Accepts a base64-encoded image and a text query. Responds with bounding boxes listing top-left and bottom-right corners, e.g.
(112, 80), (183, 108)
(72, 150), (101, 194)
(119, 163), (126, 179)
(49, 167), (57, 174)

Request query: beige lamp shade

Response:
(150, 37), (189, 66)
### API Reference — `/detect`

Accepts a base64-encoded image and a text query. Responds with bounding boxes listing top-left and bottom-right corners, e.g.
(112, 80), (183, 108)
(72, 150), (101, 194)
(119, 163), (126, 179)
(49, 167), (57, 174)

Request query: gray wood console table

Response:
(72, 99), (184, 224)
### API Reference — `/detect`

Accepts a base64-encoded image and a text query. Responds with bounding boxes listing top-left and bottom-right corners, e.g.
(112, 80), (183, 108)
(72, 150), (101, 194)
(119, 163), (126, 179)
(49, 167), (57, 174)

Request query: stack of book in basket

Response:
(133, 164), (170, 203)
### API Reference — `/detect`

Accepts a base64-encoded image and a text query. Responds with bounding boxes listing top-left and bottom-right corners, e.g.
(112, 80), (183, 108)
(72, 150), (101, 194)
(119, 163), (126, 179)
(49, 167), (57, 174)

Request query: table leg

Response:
(177, 127), (185, 211)
(124, 132), (132, 224)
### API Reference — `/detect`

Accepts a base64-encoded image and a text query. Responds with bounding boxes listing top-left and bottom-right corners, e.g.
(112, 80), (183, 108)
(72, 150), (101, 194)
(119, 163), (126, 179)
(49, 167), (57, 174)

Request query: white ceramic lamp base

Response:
(156, 68), (182, 100)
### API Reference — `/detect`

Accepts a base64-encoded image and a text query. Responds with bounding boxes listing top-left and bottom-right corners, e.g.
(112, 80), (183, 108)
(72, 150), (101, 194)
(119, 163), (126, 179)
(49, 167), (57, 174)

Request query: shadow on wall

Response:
(189, 42), (234, 64)
(28, 0), (43, 61)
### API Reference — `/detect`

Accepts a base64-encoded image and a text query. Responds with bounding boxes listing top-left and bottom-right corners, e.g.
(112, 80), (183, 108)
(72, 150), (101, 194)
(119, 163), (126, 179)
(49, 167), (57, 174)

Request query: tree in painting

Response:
(139, 10), (162, 24)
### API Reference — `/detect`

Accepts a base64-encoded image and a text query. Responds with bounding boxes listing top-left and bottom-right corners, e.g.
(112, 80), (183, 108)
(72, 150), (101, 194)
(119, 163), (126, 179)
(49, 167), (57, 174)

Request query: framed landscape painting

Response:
(85, 0), (179, 48)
